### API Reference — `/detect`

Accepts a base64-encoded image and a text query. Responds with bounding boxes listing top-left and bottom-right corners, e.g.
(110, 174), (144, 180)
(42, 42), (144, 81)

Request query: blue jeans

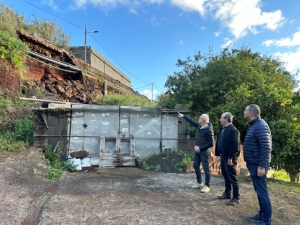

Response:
(193, 150), (210, 187)
(247, 163), (272, 224)
(221, 157), (239, 199)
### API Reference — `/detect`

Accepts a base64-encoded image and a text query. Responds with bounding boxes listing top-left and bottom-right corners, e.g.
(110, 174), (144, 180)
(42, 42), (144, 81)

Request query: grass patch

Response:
(94, 94), (157, 107)
(273, 170), (291, 182)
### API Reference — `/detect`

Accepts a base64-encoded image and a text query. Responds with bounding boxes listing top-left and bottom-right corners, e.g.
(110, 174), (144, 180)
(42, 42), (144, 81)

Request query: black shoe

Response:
(226, 198), (240, 205)
(250, 222), (272, 225)
(247, 214), (262, 223)
(217, 192), (231, 199)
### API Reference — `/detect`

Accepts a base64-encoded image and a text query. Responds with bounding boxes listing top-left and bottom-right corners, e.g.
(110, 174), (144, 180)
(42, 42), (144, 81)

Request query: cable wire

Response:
(22, 0), (164, 91)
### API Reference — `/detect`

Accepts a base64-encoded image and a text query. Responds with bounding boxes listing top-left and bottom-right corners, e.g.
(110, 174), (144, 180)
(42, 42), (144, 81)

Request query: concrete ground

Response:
(1, 148), (299, 225)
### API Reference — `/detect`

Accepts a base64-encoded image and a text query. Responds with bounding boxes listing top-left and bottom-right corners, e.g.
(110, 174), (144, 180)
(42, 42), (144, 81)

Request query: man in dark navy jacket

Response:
(215, 112), (240, 205)
(243, 104), (272, 225)
(178, 112), (214, 193)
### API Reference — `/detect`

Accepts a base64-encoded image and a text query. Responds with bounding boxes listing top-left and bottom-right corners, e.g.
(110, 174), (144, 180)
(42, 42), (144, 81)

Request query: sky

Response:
(2, 0), (300, 100)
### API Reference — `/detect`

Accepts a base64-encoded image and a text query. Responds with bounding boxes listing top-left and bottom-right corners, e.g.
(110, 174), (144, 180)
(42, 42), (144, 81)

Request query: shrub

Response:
(45, 150), (77, 182)
(12, 115), (34, 145)
(0, 133), (27, 152)
(94, 94), (157, 107)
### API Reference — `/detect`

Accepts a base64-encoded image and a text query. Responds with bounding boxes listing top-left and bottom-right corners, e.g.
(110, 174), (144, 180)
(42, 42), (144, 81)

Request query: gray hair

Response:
(200, 114), (209, 123)
(223, 112), (233, 123)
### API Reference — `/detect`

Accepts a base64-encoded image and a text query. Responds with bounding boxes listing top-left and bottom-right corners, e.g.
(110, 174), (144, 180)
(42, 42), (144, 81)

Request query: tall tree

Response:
(162, 47), (300, 182)
(164, 47), (295, 139)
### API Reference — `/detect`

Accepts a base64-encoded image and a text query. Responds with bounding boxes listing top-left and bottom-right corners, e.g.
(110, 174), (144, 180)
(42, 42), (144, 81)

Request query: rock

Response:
(70, 150), (89, 158)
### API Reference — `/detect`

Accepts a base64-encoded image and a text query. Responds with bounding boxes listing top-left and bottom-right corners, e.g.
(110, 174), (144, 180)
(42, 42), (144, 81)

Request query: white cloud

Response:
(129, 8), (138, 15)
(42, 0), (59, 10)
(70, 0), (134, 11)
(179, 40), (184, 45)
(171, 0), (284, 39)
(215, 32), (221, 37)
(210, 0), (284, 39)
(221, 38), (233, 48)
(142, 0), (164, 4)
(170, 0), (206, 15)
(150, 16), (161, 25)
(263, 31), (300, 47)
(142, 89), (158, 101)
(68, 0), (284, 39)
(274, 48), (300, 74)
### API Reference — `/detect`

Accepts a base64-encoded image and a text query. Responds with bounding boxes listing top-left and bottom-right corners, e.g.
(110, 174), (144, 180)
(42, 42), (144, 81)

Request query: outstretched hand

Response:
(178, 112), (184, 117)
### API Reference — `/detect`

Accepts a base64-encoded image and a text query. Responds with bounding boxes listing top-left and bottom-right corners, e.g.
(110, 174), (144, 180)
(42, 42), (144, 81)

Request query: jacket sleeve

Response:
(228, 128), (240, 159)
(256, 122), (272, 167)
(215, 128), (221, 156)
(200, 127), (214, 150)
(183, 115), (199, 128)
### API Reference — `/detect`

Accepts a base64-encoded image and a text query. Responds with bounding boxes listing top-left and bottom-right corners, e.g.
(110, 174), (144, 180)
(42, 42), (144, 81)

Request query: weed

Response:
(94, 94), (157, 107)
(155, 164), (161, 171)
(45, 150), (77, 182)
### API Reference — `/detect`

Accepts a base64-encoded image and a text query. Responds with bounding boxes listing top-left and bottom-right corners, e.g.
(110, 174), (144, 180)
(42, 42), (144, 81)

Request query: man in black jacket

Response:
(178, 112), (214, 193)
(215, 112), (240, 205)
(243, 104), (272, 225)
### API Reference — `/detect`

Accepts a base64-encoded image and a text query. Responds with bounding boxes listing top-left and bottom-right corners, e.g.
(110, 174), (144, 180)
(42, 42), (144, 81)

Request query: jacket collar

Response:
(249, 117), (260, 126)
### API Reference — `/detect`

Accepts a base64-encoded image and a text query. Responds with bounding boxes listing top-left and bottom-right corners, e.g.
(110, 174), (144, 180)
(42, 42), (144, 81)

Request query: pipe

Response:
(28, 51), (81, 71)
(28, 51), (141, 97)
(34, 135), (187, 141)
(20, 97), (80, 104)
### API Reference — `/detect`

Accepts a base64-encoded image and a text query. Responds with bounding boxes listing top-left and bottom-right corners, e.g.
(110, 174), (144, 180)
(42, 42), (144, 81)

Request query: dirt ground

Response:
(0, 148), (300, 225)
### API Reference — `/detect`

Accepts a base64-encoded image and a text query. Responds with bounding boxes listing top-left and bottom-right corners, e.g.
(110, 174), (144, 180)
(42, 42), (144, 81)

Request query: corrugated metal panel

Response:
(130, 107), (162, 157)
(47, 111), (69, 158)
(177, 116), (191, 151)
(119, 106), (131, 155)
(161, 114), (178, 152)
(69, 105), (120, 167)
(34, 105), (191, 168)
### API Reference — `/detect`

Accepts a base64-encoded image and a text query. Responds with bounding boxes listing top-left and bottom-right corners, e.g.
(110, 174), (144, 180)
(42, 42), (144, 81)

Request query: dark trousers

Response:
(220, 157), (240, 199)
(247, 163), (272, 224)
(193, 150), (210, 187)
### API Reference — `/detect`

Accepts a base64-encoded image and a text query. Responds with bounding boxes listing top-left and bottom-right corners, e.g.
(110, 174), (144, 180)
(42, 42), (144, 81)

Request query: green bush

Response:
(45, 150), (77, 182)
(12, 115), (34, 145)
(0, 133), (27, 152)
(0, 3), (70, 50)
(0, 28), (28, 75)
(94, 94), (157, 107)
(273, 170), (291, 182)
(0, 114), (34, 153)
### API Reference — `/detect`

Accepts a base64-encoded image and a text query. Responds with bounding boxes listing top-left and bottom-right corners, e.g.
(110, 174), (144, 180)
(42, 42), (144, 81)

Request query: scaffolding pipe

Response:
(20, 97), (80, 104)
(28, 51), (81, 71)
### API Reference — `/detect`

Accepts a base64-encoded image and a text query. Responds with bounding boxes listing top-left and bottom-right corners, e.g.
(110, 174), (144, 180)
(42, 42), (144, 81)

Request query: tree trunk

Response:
(287, 169), (300, 183)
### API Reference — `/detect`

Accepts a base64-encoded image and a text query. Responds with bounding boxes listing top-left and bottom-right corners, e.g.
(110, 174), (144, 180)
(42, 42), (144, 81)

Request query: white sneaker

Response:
(200, 185), (210, 193)
(191, 182), (204, 189)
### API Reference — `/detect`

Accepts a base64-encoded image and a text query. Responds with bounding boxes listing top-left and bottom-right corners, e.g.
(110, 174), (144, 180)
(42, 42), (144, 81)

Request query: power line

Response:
(22, 0), (83, 29)
(89, 34), (149, 84)
(22, 0), (163, 88)
(135, 83), (152, 90)
(153, 83), (166, 92)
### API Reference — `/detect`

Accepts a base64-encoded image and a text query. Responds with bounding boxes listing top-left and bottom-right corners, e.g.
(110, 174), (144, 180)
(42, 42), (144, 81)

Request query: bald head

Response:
(200, 114), (209, 124)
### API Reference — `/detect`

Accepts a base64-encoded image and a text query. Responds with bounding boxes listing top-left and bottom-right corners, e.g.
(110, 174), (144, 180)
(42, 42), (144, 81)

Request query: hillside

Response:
(0, 29), (148, 104)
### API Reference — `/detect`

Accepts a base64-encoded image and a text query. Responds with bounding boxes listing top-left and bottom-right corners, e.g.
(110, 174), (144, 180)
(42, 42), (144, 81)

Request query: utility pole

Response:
(152, 83), (153, 102)
(84, 25), (99, 63)
(84, 25), (87, 62)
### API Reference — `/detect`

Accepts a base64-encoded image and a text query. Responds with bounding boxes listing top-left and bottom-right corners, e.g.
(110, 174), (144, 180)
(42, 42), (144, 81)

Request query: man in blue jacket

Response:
(243, 104), (272, 225)
(215, 112), (240, 205)
(178, 112), (214, 193)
